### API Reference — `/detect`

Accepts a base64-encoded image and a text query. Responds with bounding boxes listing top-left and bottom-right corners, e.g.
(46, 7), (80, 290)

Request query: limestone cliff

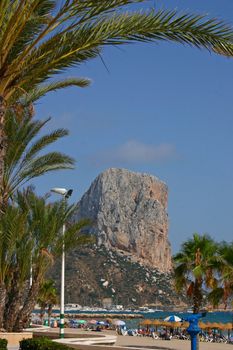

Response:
(73, 168), (172, 272)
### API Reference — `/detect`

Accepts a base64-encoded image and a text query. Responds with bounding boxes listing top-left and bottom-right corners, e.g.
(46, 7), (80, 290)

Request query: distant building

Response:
(102, 298), (113, 309)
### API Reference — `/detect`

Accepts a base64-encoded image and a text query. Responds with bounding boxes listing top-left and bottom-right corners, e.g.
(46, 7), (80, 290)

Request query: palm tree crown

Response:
(0, 1), (233, 198)
(2, 188), (92, 331)
(1, 0), (233, 105)
(2, 110), (74, 209)
(208, 242), (233, 309)
(173, 233), (218, 313)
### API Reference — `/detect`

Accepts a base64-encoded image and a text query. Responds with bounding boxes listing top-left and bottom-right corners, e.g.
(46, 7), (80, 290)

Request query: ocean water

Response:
(124, 311), (233, 329)
(45, 310), (233, 328)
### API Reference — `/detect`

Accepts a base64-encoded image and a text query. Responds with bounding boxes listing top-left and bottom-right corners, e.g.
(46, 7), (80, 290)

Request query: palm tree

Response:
(0, 108), (90, 331)
(3, 203), (33, 331)
(37, 279), (58, 326)
(173, 233), (218, 313)
(3, 188), (91, 331)
(0, 204), (29, 328)
(208, 242), (233, 309)
(2, 110), (74, 210)
(0, 1), (233, 198)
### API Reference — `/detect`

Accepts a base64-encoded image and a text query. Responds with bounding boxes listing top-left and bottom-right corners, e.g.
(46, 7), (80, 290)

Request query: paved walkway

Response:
(7, 328), (233, 350)
(115, 335), (233, 350)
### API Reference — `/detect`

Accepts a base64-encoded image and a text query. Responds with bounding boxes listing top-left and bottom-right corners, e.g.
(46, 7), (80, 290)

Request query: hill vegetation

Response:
(49, 245), (188, 309)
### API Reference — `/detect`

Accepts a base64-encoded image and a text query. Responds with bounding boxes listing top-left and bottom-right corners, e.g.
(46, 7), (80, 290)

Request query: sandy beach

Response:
(114, 332), (233, 350)
(48, 328), (233, 350)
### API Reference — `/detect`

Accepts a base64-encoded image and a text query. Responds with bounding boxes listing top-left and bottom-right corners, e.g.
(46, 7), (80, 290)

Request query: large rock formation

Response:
(73, 168), (172, 272)
(49, 169), (187, 308)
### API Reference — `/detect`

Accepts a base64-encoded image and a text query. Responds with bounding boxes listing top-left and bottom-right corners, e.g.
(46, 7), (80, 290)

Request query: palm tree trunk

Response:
(48, 304), (53, 326)
(193, 279), (202, 350)
(40, 304), (46, 324)
(193, 279), (202, 314)
(0, 96), (6, 212)
(4, 291), (24, 331)
(0, 282), (7, 329)
(4, 276), (25, 331)
(13, 278), (41, 331)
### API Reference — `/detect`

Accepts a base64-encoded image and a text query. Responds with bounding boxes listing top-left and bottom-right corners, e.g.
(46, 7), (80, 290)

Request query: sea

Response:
(39, 310), (233, 329)
(123, 311), (233, 329)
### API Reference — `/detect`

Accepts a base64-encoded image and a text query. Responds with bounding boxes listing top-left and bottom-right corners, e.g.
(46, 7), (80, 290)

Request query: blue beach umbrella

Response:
(164, 315), (182, 322)
(96, 321), (106, 325)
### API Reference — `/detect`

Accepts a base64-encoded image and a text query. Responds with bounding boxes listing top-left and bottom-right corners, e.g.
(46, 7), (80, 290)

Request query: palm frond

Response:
(9, 152), (74, 195)
(21, 78), (91, 105)
(19, 152), (74, 176)
(62, 0), (147, 27)
(3, 112), (74, 202)
(21, 128), (69, 165)
(0, 1), (56, 65)
(56, 219), (93, 255)
(0, 205), (28, 283)
(5, 114), (50, 175)
(3, 7), (233, 99)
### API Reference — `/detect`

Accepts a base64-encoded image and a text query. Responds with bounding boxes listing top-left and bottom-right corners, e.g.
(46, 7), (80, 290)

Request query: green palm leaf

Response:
(173, 233), (219, 313)
(11, 11), (233, 83)
(1, 3), (233, 101)
(21, 78), (91, 105)
(3, 112), (74, 203)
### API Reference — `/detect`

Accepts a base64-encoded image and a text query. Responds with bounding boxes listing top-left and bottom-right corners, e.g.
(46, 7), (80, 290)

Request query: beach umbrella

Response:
(162, 321), (171, 328)
(210, 322), (221, 329)
(204, 322), (212, 329)
(152, 319), (162, 331)
(140, 319), (153, 332)
(222, 323), (232, 330)
(172, 321), (182, 328)
(222, 323), (232, 338)
(199, 321), (207, 329)
(141, 319), (153, 325)
(76, 319), (87, 324)
(152, 319), (163, 326)
(181, 322), (189, 328)
(164, 315), (182, 322)
(113, 320), (126, 326)
(216, 323), (225, 331)
(88, 319), (98, 324)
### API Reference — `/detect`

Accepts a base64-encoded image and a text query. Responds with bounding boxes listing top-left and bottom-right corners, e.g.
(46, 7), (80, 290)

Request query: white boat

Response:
(65, 303), (82, 311)
(152, 308), (163, 312)
(186, 309), (193, 313)
(138, 307), (162, 313)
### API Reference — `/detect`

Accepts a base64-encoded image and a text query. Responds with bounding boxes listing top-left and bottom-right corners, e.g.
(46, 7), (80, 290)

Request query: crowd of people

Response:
(117, 325), (233, 344)
(116, 325), (189, 340)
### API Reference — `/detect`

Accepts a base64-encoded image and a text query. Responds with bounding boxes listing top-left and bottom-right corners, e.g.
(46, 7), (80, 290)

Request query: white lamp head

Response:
(51, 188), (73, 198)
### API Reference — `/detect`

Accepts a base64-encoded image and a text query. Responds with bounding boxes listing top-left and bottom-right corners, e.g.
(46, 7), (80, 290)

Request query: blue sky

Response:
(33, 1), (233, 253)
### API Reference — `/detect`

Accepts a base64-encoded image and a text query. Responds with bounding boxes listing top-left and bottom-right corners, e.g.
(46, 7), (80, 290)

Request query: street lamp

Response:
(51, 187), (73, 338)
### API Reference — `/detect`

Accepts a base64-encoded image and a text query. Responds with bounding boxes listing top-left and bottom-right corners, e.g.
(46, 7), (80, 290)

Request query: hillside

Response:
(49, 245), (187, 309)
(49, 168), (188, 309)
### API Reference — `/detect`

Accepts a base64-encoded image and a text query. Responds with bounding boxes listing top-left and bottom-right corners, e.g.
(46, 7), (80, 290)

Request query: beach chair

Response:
(152, 332), (159, 340)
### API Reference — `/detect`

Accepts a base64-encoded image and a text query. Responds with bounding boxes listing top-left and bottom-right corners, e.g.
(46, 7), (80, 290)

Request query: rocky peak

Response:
(73, 168), (172, 272)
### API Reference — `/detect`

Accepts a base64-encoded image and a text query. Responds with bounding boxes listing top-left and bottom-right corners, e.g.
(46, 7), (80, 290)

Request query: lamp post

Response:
(51, 188), (73, 338)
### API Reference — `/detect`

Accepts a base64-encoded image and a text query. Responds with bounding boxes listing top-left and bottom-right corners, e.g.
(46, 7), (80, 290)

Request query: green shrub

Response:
(20, 337), (74, 350)
(0, 338), (8, 350)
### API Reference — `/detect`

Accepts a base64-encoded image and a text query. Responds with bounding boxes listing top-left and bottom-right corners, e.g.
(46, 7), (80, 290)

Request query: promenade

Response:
(9, 327), (232, 350)
(115, 333), (233, 350)
(41, 328), (233, 350)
